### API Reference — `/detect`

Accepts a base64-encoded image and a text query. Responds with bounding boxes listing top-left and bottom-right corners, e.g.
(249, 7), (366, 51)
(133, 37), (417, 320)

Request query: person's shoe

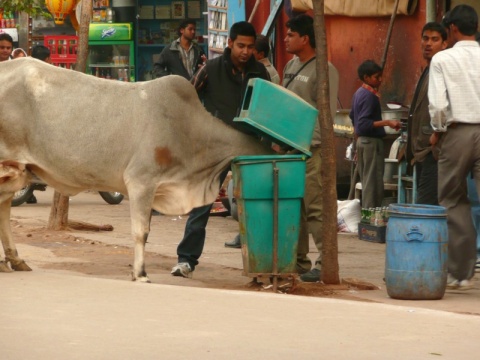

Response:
(295, 264), (310, 275)
(171, 262), (193, 278)
(446, 275), (474, 291)
(151, 209), (161, 216)
(224, 234), (241, 249)
(26, 195), (37, 204)
(300, 268), (321, 282)
(475, 258), (480, 273)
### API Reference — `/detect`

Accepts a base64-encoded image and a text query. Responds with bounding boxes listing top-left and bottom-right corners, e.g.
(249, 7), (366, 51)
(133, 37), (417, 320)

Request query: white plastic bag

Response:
(337, 199), (361, 233)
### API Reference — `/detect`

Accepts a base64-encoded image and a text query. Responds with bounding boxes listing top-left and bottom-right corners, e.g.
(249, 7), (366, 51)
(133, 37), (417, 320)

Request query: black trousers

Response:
(177, 169), (229, 270)
(415, 152), (438, 205)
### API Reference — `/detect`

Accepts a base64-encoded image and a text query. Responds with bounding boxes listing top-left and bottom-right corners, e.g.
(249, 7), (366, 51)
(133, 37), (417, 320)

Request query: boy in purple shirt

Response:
(350, 60), (401, 208)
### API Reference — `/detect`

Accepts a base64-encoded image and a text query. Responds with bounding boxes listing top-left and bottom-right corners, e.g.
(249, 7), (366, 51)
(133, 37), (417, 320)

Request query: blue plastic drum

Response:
(385, 204), (448, 300)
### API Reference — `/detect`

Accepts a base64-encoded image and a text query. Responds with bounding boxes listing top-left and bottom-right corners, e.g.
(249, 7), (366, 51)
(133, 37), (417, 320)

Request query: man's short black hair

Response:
(0, 33), (14, 45)
(442, 5), (478, 36)
(286, 14), (315, 48)
(254, 35), (270, 57)
(422, 22), (447, 41)
(31, 45), (51, 62)
(178, 19), (196, 37)
(229, 21), (256, 41)
(357, 60), (382, 81)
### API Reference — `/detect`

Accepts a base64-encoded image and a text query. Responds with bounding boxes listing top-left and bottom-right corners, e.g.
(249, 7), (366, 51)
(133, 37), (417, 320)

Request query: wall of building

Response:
(249, 0), (448, 111)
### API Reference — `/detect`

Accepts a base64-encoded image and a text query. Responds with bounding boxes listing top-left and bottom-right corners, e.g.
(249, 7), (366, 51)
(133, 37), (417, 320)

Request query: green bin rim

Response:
(232, 154), (307, 164)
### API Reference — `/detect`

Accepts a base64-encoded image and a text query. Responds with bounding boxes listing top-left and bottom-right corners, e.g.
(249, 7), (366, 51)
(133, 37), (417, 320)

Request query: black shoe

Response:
(300, 268), (321, 282)
(151, 210), (161, 216)
(26, 195), (37, 204)
(225, 234), (241, 248)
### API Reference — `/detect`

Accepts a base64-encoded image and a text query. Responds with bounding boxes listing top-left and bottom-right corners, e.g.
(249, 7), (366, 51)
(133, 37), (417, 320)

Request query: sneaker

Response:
(475, 258), (480, 273)
(26, 195), (37, 204)
(300, 268), (321, 282)
(446, 275), (474, 291)
(171, 262), (192, 278)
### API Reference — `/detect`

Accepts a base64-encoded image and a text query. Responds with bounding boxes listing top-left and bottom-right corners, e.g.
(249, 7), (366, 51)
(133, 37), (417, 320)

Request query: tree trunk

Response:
(48, 2), (92, 230)
(312, 0), (340, 284)
(47, 191), (70, 230)
(75, 0), (92, 73)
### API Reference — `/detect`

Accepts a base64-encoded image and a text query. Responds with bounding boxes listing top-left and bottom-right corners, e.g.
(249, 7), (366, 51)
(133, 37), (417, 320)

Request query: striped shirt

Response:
(429, 40), (480, 132)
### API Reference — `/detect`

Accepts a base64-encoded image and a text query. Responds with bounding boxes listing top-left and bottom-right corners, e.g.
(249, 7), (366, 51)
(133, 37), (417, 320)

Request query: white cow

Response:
(0, 58), (271, 282)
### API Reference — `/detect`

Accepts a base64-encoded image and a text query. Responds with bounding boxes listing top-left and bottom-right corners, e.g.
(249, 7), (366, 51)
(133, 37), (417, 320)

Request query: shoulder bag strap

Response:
(284, 56), (316, 89)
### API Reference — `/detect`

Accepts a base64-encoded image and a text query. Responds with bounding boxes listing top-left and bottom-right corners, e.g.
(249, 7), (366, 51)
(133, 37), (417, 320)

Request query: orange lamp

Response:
(45, 0), (77, 25)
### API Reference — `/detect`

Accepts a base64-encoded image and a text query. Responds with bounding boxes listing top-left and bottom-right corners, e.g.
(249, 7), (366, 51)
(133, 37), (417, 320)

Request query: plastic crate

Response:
(358, 222), (386, 243)
(44, 35), (78, 68)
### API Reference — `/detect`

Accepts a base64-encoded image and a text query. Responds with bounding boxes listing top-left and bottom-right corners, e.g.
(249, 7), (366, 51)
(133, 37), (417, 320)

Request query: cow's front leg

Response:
(128, 186), (156, 282)
(0, 193), (32, 272)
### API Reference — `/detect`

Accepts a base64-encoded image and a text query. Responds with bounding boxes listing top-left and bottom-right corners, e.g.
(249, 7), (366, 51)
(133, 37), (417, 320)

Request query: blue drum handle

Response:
(405, 226), (424, 242)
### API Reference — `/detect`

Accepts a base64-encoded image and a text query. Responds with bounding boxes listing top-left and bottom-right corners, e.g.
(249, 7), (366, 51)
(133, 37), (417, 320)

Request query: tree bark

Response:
(47, 191), (70, 230)
(312, 0), (340, 284)
(48, 2), (92, 230)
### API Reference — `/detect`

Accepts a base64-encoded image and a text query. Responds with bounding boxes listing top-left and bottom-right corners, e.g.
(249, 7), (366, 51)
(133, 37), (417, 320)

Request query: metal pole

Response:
(272, 163), (279, 293)
(426, 0), (437, 23)
(380, 0), (401, 69)
(248, 0), (262, 23)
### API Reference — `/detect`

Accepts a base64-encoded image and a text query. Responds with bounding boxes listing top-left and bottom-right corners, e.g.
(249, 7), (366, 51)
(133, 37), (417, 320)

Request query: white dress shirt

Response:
(429, 40), (480, 132)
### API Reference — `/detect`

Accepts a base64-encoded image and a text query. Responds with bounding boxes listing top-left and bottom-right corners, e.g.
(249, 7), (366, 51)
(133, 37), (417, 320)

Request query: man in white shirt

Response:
(428, 4), (480, 290)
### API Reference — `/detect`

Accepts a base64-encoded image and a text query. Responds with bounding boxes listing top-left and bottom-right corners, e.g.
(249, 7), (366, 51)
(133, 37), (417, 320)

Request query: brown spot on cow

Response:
(155, 146), (173, 167)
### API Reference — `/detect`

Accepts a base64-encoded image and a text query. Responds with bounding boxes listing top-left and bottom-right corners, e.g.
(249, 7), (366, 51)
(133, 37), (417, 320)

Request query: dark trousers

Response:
(415, 152), (438, 205)
(177, 169), (229, 270)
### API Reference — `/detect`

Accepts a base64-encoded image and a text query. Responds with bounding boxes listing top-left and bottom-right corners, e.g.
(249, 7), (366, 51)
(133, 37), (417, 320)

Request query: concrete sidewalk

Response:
(2, 270), (480, 360)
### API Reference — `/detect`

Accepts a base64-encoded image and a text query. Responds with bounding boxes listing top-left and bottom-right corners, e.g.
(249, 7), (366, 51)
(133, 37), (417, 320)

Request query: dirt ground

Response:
(11, 219), (368, 300)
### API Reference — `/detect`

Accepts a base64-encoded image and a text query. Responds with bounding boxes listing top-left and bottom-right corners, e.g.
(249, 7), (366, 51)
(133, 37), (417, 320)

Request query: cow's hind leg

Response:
(127, 185), (156, 283)
(0, 193), (32, 272)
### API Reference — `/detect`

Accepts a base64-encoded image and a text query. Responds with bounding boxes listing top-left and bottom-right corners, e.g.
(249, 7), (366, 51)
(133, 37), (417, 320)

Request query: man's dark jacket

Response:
(197, 47), (270, 133)
(153, 39), (205, 79)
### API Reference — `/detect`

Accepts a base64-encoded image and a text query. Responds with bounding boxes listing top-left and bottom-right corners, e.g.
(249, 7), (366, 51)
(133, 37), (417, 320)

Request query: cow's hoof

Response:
(0, 261), (13, 272)
(11, 260), (32, 272)
(137, 276), (151, 283)
(132, 274), (151, 283)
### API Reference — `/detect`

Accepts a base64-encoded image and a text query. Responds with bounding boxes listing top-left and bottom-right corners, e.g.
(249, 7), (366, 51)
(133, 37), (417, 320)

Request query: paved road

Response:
(2, 189), (480, 359)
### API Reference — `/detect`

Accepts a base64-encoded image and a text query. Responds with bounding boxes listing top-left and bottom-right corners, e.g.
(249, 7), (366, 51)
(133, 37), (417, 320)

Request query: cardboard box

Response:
(358, 223), (386, 243)
(88, 23), (132, 41)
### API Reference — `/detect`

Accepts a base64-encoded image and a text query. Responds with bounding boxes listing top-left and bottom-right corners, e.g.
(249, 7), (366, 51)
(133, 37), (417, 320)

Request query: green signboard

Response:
(88, 23), (133, 41)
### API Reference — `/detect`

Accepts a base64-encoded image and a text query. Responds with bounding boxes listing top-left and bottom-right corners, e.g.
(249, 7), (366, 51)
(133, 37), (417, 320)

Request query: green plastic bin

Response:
(233, 78), (318, 156)
(232, 154), (307, 275)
